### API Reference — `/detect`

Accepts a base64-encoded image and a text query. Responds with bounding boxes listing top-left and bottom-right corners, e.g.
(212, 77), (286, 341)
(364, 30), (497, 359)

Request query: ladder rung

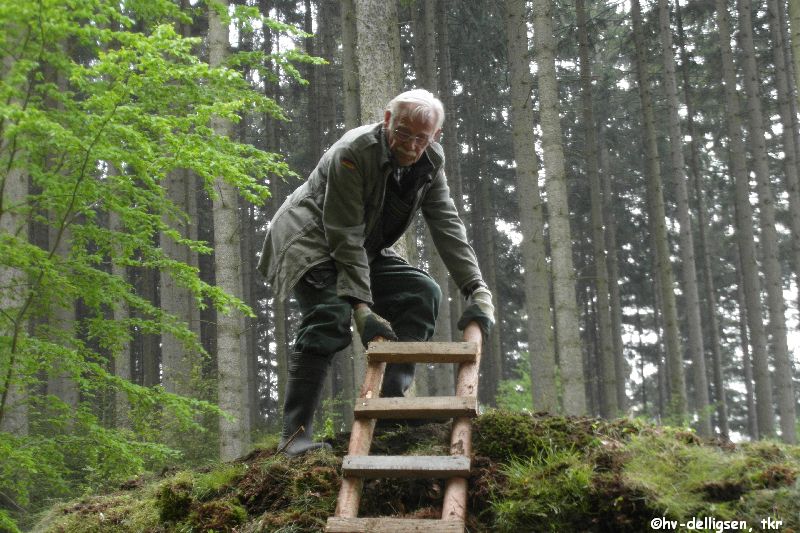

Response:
(367, 342), (478, 364)
(354, 396), (477, 419)
(342, 455), (470, 479)
(326, 517), (464, 532)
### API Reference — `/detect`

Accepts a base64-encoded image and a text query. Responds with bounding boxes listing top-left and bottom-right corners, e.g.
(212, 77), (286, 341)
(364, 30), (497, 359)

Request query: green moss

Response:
(622, 430), (800, 525)
(155, 473), (194, 523)
(193, 464), (246, 501)
(490, 448), (593, 532)
(188, 498), (247, 531)
(30, 485), (162, 533)
(28, 413), (800, 533)
(474, 410), (603, 461)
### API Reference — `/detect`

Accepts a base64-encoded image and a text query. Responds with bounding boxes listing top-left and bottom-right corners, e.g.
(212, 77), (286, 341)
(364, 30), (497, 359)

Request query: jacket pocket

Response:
(302, 260), (337, 289)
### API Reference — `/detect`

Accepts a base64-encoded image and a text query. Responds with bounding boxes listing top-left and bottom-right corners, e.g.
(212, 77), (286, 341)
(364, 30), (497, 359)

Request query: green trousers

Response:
(293, 255), (441, 356)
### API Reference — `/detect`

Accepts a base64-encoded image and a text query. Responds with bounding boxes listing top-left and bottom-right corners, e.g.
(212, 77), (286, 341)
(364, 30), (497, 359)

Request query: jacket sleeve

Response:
(420, 167), (484, 292)
(322, 146), (373, 304)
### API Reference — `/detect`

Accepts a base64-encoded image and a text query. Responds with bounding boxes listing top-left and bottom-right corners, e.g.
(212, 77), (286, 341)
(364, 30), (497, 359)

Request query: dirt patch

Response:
(755, 464), (798, 489)
(189, 498), (246, 531)
(698, 480), (747, 502)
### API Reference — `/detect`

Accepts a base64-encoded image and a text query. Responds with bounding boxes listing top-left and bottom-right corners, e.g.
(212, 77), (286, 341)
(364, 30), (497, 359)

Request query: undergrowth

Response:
(27, 412), (800, 532)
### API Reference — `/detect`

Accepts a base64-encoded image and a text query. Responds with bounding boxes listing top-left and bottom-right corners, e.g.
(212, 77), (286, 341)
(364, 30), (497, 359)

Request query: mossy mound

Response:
(29, 412), (800, 532)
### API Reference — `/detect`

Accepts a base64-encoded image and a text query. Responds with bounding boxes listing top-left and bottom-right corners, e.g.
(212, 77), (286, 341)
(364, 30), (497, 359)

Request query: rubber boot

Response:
(377, 339), (420, 431)
(380, 362), (416, 397)
(278, 352), (333, 457)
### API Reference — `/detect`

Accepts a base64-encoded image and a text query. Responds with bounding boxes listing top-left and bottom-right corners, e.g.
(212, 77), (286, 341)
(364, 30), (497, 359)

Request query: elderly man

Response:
(258, 89), (494, 456)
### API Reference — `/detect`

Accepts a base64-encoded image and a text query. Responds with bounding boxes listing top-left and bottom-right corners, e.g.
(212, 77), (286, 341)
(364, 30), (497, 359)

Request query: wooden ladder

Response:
(326, 324), (482, 533)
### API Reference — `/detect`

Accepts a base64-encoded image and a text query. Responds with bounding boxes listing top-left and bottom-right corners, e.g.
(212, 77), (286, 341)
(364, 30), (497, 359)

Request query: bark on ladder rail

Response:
(326, 323), (483, 533)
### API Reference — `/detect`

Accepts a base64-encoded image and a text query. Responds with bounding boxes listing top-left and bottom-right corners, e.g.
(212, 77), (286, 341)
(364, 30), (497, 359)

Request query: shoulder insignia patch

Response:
(341, 158), (356, 170)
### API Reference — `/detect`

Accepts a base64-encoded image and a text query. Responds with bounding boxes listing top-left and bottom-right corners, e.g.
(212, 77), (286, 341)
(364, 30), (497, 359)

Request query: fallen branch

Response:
(276, 425), (305, 455)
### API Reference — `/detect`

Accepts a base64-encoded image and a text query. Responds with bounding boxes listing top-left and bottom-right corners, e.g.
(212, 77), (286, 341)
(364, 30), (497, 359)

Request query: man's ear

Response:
(433, 128), (443, 142)
(383, 110), (392, 129)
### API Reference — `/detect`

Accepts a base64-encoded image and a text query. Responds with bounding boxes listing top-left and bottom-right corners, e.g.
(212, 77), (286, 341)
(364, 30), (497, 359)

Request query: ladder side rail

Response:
(442, 323), (483, 522)
(334, 342), (387, 519)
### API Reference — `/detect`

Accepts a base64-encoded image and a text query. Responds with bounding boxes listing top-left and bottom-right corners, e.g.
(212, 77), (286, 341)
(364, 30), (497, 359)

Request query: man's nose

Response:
(408, 137), (426, 150)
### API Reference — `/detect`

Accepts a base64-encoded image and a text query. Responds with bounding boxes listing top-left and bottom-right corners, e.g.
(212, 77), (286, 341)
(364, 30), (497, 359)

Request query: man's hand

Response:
(354, 305), (398, 347)
(457, 285), (495, 337)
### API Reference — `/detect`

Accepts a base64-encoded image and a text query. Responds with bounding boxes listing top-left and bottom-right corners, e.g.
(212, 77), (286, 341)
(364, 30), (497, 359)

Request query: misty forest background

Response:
(2, 0), (800, 526)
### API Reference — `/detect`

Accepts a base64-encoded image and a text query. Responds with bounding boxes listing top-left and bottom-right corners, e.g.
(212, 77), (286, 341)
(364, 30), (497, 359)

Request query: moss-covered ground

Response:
(27, 412), (800, 532)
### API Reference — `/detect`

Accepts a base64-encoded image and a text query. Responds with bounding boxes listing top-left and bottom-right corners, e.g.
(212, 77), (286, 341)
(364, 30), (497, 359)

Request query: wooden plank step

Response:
(326, 517), (464, 532)
(342, 455), (470, 479)
(354, 396), (477, 419)
(367, 341), (477, 364)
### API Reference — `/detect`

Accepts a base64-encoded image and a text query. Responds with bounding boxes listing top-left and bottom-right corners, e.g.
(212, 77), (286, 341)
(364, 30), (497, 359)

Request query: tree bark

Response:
(714, 0), (775, 438)
(532, 0), (586, 415)
(436, 0), (465, 343)
(735, 248), (759, 439)
(355, 0), (401, 122)
(789, 0), (800, 110)
(631, 0), (687, 420)
(767, 0), (800, 318)
(341, 0), (359, 129)
(577, 0), (617, 418)
(657, 0), (711, 436)
(160, 169), (197, 400)
(504, 0), (558, 413)
(109, 198), (132, 430)
(737, 0), (796, 443)
(597, 124), (627, 412)
(674, 1), (729, 439)
(209, 0), (248, 460)
(0, 84), (28, 433)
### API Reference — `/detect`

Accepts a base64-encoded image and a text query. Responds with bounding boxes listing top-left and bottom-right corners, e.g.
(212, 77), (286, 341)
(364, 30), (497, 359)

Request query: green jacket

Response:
(257, 122), (483, 305)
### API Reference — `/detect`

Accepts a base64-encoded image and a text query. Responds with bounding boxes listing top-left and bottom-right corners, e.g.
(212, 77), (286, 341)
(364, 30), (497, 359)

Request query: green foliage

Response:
(496, 363), (534, 412)
(0, 0), (313, 529)
(0, 509), (21, 533)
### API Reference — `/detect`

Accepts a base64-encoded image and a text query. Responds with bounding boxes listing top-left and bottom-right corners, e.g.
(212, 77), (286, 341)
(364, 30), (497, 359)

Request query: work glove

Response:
(457, 284), (495, 337)
(354, 306), (398, 347)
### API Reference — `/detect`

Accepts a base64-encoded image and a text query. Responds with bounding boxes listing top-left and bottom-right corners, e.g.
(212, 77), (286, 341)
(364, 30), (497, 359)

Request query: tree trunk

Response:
(674, 2), (729, 439)
(532, 0), (586, 415)
(437, 0), (465, 343)
(767, 0), (800, 317)
(354, 0), (404, 259)
(733, 248), (759, 439)
(355, 0), (401, 122)
(596, 126), (627, 412)
(0, 91), (28, 433)
(789, 0), (800, 110)
(209, 0), (248, 460)
(109, 202), (132, 430)
(160, 169), (197, 399)
(737, 0), (796, 443)
(631, 0), (687, 421)
(317, 0), (340, 149)
(504, 0), (558, 413)
(657, 0), (711, 436)
(577, 0), (617, 418)
(341, 0), (359, 129)
(714, 0), (774, 439)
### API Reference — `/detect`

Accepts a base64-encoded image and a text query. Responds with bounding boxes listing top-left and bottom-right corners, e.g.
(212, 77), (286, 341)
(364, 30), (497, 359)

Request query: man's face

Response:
(383, 109), (440, 167)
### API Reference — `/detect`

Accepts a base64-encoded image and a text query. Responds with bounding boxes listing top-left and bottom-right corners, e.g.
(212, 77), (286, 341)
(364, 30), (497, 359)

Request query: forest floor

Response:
(29, 411), (800, 532)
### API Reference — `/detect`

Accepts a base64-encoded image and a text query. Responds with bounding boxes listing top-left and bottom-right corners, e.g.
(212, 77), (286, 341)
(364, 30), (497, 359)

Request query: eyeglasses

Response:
(392, 128), (433, 146)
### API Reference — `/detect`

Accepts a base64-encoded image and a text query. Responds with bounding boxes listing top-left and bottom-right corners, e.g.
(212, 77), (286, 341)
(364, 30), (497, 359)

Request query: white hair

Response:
(386, 89), (445, 130)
